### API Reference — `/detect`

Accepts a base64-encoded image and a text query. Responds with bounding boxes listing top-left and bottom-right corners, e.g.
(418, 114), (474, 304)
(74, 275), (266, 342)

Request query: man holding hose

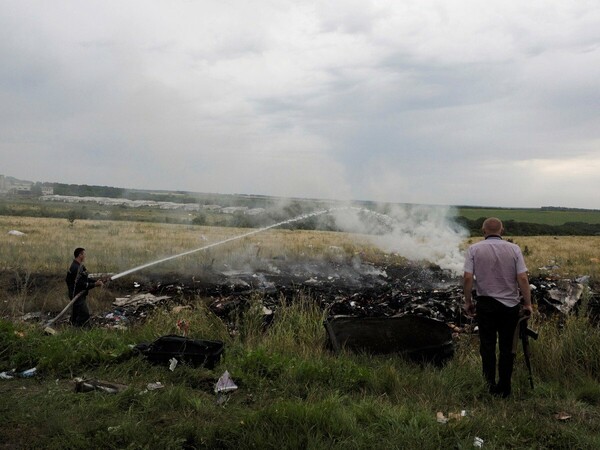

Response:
(65, 248), (103, 327)
(463, 218), (533, 398)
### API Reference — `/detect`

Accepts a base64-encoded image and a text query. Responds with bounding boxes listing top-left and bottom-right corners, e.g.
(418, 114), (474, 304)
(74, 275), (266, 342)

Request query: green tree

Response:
(67, 210), (77, 227)
(192, 213), (207, 226)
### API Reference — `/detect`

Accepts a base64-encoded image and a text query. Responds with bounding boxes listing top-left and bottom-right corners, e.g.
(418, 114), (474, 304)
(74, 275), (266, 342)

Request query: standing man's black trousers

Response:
(476, 296), (520, 396)
(71, 294), (90, 327)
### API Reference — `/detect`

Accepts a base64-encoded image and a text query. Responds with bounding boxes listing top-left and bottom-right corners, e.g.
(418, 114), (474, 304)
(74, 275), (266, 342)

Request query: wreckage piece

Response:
(531, 279), (585, 315)
(113, 293), (171, 309)
(546, 281), (584, 314)
(134, 335), (224, 369)
(74, 378), (128, 394)
(324, 314), (454, 365)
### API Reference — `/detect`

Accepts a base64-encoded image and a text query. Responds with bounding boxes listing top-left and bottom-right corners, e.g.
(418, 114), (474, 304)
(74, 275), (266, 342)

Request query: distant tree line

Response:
(53, 183), (125, 198)
(456, 216), (600, 236)
(541, 206), (597, 212)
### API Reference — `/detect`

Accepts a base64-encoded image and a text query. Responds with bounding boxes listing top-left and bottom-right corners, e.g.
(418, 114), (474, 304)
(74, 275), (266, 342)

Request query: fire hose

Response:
(43, 277), (111, 329)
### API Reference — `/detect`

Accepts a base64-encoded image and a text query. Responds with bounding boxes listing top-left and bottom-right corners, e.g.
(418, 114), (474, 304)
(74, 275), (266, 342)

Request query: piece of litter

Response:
(43, 327), (57, 335)
(473, 437), (484, 448)
(169, 358), (178, 371)
(147, 382), (164, 391)
(215, 370), (238, 394)
(176, 320), (189, 337)
(0, 371), (15, 380)
(448, 412), (463, 421)
(8, 230), (25, 236)
(436, 412), (448, 424)
(554, 412), (571, 421)
(20, 368), (37, 378)
(74, 378), (128, 394)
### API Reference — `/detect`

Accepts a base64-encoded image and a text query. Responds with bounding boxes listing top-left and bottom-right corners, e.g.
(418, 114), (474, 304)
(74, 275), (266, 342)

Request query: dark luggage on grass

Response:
(135, 335), (224, 369)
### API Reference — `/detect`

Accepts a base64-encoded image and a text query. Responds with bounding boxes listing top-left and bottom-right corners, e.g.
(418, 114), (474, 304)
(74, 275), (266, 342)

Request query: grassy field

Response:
(1, 295), (600, 449)
(457, 208), (600, 226)
(0, 216), (383, 274)
(1, 215), (600, 448)
(1, 215), (598, 283)
(4, 197), (600, 228)
(1, 215), (599, 317)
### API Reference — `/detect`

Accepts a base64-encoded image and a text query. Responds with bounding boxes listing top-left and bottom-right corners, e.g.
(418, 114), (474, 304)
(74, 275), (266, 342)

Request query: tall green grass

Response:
(2, 295), (600, 449)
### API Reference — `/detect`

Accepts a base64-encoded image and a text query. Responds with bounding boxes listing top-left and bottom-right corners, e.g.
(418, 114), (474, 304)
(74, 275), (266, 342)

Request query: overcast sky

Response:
(1, 0), (599, 208)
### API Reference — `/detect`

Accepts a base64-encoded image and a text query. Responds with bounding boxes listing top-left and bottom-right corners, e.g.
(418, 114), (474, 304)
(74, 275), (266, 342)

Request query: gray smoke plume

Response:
(328, 205), (468, 275)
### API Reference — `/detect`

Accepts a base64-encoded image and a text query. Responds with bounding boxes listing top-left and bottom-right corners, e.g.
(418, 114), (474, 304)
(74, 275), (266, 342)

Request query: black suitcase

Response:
(135, 335), (224, 369)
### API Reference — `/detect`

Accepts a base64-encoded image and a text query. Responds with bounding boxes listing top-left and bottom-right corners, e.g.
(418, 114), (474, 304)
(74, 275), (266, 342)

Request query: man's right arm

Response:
(463, 272), (475, 316)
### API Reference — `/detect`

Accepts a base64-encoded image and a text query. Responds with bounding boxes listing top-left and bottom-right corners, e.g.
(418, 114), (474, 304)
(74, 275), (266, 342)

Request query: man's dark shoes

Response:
(489, 384), (511, 398)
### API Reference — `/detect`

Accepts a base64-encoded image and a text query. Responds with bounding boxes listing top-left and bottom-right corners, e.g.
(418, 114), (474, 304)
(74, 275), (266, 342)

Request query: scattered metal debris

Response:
(554, 412), (572, 421)
(215, 370), (238, 394)
(21, 312), (42, 322)
(147, 381), (164, 391)
(0, 367), (36, 379)
(74, 378), (128, 394)
(113, 293), (171, 309)
(437, 410), (467, 424)
(215, 370), (238, 406)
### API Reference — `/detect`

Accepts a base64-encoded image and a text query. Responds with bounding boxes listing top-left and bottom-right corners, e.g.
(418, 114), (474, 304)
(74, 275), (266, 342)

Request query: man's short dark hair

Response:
(74, 247), (85, 258)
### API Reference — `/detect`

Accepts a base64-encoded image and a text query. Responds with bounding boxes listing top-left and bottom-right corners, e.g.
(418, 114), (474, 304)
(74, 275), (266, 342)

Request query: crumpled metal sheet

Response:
(530, 278), (591, 315)
(113, 293), (171, 309)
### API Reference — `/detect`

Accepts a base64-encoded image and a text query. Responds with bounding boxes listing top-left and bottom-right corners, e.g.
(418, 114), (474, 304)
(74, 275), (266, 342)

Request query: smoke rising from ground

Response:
(328, 205), (468, 275)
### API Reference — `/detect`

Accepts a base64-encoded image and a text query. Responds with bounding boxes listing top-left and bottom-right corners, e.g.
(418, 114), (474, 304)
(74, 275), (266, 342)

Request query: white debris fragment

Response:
(169, 358), (178, 371)
(8, 230), (25, 236)
(147, 382), (164, 391)
(113, 293), (170, 308)
(215, 370), (238, 394)
(473, 437), (484, 448)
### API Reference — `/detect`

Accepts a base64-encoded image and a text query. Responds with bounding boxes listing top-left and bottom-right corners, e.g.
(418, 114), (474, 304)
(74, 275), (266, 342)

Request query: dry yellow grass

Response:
(1, 216), (598, 279)
(0, 216), (386, 276)
(464, 236), (600, 279)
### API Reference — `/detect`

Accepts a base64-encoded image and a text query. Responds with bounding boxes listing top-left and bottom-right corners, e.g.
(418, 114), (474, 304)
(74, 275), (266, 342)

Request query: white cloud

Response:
(0, 0), (599, 208)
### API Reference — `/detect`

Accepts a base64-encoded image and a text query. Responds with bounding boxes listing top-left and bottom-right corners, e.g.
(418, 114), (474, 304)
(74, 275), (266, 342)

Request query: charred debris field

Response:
(1, 218), (600, 448)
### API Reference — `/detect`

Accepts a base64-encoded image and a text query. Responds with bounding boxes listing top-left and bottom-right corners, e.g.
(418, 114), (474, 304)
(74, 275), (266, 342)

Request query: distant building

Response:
(41, 185), (54, 195)
(202, 204), (222, 211)
(11, 181), (32, 194)
(222, 206), (248, 214)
